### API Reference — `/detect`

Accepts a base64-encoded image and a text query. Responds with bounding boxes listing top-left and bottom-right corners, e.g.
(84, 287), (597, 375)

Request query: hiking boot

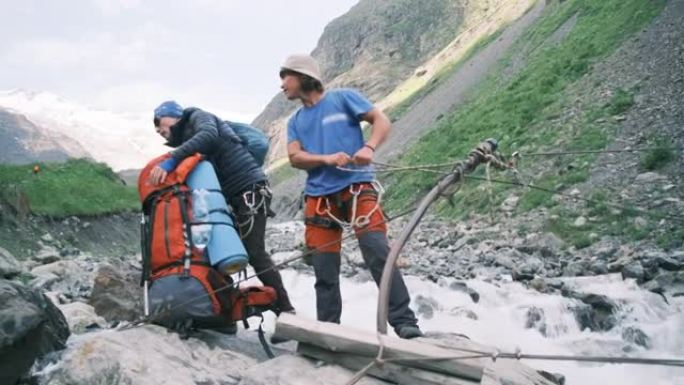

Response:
(397, 325), (423, 339)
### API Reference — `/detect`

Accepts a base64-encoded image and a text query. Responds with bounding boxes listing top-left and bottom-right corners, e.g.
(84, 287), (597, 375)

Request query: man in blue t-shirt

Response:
(281, 54), (422, 339)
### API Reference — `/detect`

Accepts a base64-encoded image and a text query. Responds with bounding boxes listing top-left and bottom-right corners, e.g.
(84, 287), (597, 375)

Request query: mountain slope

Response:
(0, 90), (167, 171)
(0, 107), (90, 164)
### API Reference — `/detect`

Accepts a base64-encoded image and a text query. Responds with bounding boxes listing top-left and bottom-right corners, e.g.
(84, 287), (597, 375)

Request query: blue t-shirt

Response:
(287, 89), (376, 196)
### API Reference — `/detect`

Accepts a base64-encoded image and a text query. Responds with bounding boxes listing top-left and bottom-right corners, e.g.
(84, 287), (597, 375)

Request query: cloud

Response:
(92, 0), (143, 15)
(2, 21), (177, 75)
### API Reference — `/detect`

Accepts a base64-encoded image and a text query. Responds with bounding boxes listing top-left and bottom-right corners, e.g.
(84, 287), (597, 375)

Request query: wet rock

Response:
(0, 279), (70, 385)
(564, 290), (618, 331)
(621, 262), (645, 283)
(414, 295), (440, 319)
(538, 370), (566, 385)
(449, 306), (478, 320)
(643, 271), (684, 296)
(622, 326), (651, 349)
(529, 277), (550, 293)
(0, 246), (22, 278)
(89, 263), (141, 322)
(525, 307), (547, 336)
(448, 281), (480, 303)
(37, 326), (255, 385)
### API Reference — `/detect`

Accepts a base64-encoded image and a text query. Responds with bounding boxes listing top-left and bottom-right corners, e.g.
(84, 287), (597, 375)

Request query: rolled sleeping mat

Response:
(186, 161), (248, 275)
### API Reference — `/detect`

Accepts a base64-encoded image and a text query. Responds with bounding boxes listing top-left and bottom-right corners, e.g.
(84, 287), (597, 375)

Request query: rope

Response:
(520, 146), (683, 157)
(118, 205), (419, 331)
(340, 145), (684, 175)
(465, 174), (684, 224)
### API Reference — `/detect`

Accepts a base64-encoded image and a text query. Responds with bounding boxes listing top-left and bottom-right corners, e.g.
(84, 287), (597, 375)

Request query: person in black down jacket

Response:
(149, 100), (295, 315)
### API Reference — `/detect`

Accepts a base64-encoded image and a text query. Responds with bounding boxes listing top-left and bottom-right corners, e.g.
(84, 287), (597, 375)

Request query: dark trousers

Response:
(304, 185), (418, 332)
(311, 232), (418, 332)
(230, 195), (294, 313)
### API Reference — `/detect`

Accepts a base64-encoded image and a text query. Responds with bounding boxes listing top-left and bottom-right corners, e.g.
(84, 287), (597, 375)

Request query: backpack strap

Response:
(257, 314), (276, 359)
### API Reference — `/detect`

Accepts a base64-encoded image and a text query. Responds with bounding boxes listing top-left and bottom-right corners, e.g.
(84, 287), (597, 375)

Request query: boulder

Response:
(621, 326), (651, 349)
(512, 258), (543, 281)
(448, 281), (480, 303)
(0, 279), (70, 385)
(564, 290), (619, 332)
(36, 325), (255, 385)
(414, 295), (440, 319)
(0, 246), (22, 279)
(525, 307), (547, 337)
(621, 262), (645, 283)
(88, 263), (142, 322)
(642, 271), (684, 297)
(32, 246), (61, 265)
(57, 301), (107, 334)
(30, 260), (91, 300)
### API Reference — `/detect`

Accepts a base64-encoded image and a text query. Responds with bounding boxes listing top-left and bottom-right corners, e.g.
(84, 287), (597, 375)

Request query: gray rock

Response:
(573, 216), (587, 227)
(642, 271), (684, 296)
(525, 307), (547, 336)
(593, 243), (618, 259)
(633, 217), (648, 230)
(622, 326), (651, 349)
(621, 262), (645, 283)
(32, 247), (61, 265)
(513, 258), (543, 281)
(41, 233), (55, 243)
(563, 260), (589, 277)
(89, 263), (142, 322)
(36, 325), (256, 385)
(414, 295), (439, 319)
(448, 281), (480, 303)
(449, 307), (478, 320)
(590, 262), (609, 275)
(635, 172), (666, 183)
(29, 260), (90, 299)
(655, 255), (681, 271)
(0, 279), (70, 385)
(564, 290), (619, 331)
(538, 370), (566, 385)
(57, 301), (107, 334)
(0, 246), (22, 279)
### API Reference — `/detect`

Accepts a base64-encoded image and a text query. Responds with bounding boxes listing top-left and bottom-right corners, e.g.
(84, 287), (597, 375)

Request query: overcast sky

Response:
(0, 0), (358, 121)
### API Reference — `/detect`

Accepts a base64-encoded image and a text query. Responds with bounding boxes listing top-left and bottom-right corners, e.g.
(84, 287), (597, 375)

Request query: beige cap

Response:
(281, 54), (322, 82)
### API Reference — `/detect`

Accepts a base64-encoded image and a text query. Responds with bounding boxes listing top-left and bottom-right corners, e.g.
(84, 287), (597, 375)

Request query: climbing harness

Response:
(236, 184), (272, 239)
(311, 181), (386, 231)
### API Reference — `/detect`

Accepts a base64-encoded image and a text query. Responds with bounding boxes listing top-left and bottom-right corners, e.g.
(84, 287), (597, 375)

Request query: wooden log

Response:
(274, 313), (484, 381)
(298, 343), (479, 385)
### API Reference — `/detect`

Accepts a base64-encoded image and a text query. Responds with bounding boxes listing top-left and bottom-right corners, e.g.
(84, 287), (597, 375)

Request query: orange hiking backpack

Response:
(138, 153), (277, 328)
